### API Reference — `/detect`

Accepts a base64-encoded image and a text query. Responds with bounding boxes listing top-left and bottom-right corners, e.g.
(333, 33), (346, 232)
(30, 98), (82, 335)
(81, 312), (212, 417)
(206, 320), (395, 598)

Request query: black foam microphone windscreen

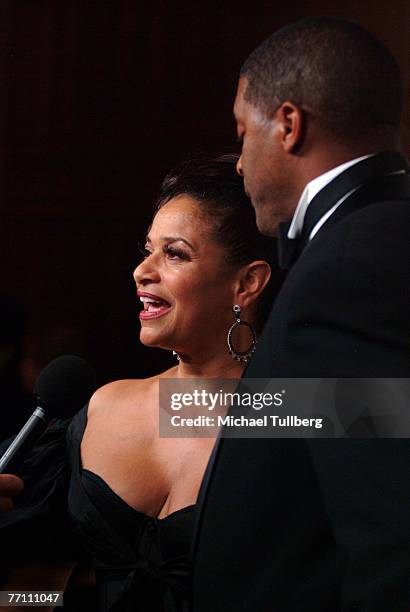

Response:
(34, 355), (97, 419)
(0, 355), (97, 473)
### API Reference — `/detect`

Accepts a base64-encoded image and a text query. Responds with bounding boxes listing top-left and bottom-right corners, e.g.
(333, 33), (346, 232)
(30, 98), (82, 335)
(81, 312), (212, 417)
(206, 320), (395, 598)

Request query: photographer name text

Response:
(170, 414), (323, 429)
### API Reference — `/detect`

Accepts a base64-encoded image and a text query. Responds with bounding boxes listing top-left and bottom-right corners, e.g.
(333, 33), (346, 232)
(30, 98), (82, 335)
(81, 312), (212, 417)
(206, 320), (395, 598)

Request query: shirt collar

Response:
(287, 154), (373, 239)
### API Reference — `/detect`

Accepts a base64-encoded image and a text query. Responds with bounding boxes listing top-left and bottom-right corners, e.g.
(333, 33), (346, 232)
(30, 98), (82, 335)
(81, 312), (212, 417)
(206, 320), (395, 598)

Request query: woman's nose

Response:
(133, 255), (160, 285)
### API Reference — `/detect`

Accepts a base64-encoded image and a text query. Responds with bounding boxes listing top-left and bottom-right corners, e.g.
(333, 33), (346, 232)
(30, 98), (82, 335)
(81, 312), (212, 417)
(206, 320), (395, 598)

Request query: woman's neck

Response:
(173, 351), (245, 379)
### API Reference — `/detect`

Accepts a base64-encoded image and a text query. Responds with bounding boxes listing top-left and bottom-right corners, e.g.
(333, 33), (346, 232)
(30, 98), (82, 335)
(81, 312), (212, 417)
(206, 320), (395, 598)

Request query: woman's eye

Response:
(138, 243), (152, 259)
(165, 246), (189, 260)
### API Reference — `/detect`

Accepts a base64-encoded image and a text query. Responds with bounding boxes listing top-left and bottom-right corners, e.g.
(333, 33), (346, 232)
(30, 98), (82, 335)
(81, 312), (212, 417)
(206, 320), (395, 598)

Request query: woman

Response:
(0, 155), (281, 611)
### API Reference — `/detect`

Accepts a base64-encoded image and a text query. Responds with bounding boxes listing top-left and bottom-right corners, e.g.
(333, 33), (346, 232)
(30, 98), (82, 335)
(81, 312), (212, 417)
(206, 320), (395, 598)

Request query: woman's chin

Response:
(140, 335), (159, 348)
(140, 329), (170, 349)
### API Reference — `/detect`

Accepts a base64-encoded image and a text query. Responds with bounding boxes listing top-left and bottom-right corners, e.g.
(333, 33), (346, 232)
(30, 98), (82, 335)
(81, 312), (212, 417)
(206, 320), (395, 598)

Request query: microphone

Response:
(0, 355), (97, 474)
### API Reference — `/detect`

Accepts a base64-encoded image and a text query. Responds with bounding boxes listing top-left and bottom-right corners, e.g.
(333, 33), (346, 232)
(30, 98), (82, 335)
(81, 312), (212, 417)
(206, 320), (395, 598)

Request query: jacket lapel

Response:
(192, 150), (410, 561)
(301, 151), (409, 241)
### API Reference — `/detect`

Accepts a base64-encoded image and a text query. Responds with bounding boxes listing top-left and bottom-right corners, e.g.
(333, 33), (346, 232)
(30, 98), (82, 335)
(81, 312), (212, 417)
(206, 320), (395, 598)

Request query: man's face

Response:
(234, 76), (296, 236)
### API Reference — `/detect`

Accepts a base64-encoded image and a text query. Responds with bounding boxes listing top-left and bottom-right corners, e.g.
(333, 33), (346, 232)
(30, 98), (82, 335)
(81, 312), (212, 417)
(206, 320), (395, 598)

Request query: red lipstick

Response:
(137, 291), (172, 320)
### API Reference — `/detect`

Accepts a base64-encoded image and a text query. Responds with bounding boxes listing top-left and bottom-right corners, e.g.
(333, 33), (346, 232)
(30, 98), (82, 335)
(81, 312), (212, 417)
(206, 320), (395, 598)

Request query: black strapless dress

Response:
(0, 406), (195, 611)
(67, 406), (194, 611)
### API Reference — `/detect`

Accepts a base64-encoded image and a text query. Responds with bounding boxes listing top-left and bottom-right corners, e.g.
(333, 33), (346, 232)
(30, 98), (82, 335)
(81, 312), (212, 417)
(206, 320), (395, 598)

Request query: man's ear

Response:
(235, 261), (271, 308)
(275, 101), (305, 153)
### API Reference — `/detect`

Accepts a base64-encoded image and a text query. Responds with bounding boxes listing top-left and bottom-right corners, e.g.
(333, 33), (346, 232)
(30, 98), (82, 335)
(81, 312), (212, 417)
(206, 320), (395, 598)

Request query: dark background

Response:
(1, 0), (409, 390)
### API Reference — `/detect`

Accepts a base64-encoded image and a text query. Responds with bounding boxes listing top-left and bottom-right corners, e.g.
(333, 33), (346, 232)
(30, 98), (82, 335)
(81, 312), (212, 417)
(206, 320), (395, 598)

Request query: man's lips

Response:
(137, 291), (172, 320)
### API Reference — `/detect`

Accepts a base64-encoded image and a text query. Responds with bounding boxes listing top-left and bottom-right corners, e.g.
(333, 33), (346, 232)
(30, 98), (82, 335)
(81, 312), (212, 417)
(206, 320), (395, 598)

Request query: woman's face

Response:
(133, 195), (238, 356)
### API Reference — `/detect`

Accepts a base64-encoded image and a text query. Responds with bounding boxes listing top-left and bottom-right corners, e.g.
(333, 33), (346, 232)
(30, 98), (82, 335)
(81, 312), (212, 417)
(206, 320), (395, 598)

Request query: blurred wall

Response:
(0, 1), (408, 385)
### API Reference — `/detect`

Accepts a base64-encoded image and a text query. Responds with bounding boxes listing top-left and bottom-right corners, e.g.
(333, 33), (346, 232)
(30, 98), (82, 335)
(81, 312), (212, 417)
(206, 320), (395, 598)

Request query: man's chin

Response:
(254, 208), (279, 237)
(251, 197), (289, 237)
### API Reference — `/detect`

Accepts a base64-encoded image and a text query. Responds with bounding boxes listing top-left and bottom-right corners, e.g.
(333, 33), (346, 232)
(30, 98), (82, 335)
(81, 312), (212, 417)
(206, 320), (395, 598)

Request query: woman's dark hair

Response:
(155, 154), (284, 332)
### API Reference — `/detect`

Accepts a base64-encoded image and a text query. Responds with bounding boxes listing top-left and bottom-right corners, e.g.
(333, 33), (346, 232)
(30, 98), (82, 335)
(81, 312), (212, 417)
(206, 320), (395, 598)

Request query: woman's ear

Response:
(234, 260), (271, 308)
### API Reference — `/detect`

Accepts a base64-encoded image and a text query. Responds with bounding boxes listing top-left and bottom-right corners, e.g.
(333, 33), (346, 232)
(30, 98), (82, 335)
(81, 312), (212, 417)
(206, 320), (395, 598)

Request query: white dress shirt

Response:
(287, 155), (372, 240)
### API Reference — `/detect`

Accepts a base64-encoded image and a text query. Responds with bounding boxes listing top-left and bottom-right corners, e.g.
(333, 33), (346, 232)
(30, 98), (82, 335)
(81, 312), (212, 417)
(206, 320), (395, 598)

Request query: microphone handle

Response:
(0, 407), (47, 474)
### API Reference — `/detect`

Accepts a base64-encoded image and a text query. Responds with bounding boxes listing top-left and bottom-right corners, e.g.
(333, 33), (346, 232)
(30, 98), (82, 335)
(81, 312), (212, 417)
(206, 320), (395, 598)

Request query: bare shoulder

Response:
(88, 378), (148, 418)
(86, 368), (176, 422)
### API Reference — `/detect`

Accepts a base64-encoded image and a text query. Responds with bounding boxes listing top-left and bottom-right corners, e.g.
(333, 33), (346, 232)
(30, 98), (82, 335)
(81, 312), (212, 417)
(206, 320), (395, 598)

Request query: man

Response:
(193, 17), (410, 611)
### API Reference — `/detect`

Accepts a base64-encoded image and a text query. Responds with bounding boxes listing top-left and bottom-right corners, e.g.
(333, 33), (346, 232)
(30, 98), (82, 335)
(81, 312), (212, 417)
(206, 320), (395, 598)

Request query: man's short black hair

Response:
(240, 17), (403, 141)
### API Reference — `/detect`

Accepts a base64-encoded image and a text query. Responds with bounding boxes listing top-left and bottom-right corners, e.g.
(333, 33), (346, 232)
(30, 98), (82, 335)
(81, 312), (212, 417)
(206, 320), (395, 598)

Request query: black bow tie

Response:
(277, 222), (302, 269)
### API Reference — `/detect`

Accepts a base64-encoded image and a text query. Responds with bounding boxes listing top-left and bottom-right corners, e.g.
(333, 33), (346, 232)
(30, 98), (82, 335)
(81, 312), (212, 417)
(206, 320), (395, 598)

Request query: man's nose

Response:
(236, 156), (243, 176)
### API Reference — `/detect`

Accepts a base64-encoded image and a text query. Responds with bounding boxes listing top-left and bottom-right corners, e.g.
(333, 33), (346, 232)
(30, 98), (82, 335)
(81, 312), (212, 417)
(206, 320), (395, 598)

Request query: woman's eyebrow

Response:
(145, 235), (195, 249)
(161, 236), (194, 249)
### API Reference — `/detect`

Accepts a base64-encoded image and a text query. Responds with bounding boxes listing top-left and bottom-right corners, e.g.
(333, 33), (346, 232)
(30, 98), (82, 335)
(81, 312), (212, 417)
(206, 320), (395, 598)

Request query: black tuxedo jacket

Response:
(192, 152), (410, 611)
